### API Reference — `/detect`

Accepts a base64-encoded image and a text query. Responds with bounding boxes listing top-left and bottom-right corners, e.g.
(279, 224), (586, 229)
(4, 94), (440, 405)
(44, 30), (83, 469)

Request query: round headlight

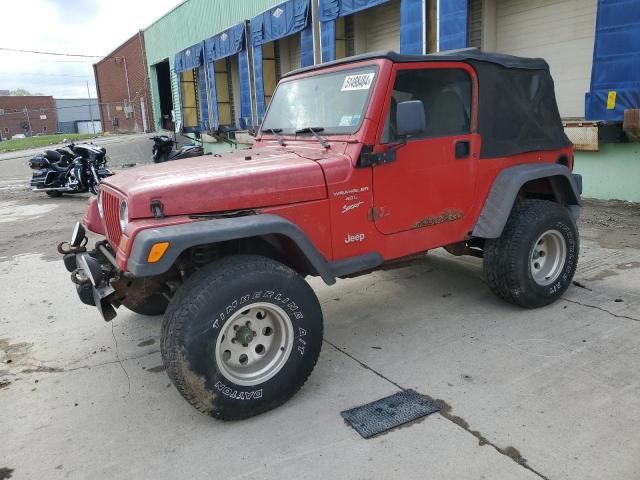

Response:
(97, 190), (104, 218)
(119, 200), (128, 231)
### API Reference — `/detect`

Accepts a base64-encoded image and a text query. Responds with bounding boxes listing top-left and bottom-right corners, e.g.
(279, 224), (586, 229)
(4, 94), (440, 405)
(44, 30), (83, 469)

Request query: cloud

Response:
(0, 0), (181, 98)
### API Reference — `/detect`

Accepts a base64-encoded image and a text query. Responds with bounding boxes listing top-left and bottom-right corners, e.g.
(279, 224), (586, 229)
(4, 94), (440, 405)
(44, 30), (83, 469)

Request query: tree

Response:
(10, 89), (43, 96)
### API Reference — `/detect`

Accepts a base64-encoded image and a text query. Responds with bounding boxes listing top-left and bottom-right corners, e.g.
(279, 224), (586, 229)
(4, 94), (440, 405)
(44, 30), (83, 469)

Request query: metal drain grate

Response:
(341, 389), (440, 439)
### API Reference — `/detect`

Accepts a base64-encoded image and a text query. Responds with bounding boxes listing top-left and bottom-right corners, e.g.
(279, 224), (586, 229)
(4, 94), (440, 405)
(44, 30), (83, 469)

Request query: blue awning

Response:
(251, 0), (311, 46)
(174, 43), (203, 73)
(585, 0), (640, 121)
(438, 0), (468, 51)
(318, 0), (389, 22)
(204, 23), (247, 63)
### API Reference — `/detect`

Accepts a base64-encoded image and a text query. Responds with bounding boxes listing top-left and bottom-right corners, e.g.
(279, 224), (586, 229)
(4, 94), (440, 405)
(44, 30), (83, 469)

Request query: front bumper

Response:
(62, 222), (118, 321)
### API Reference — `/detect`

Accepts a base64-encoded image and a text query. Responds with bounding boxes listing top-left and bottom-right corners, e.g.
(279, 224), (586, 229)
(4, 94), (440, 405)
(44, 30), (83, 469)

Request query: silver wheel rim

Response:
(530, 229), (567, 286)
(215, 302), (294, 387)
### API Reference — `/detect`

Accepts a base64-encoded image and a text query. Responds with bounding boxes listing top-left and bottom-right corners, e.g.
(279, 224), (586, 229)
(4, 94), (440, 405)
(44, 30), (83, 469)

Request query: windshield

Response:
(261, 66), (378, 135)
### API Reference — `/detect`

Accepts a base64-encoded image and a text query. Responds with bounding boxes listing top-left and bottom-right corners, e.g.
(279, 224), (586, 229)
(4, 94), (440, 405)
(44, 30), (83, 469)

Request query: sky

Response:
(0, 0), (182, 98)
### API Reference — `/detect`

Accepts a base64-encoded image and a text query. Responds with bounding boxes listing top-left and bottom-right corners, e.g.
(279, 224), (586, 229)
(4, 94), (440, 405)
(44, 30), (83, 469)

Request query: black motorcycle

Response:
(151, 135), (204, 163)
(29, 143), (113, 197)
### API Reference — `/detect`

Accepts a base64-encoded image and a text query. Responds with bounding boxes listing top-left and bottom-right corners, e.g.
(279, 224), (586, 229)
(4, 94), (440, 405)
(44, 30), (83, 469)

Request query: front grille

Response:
(101, 189), (122, 248)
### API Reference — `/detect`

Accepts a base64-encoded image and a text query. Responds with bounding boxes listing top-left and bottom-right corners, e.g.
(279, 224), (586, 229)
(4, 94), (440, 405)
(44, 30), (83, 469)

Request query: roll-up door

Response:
(170, 67), (180, 127)
(214, 58), (234, 126)
(279, 33), (301, 74)
(363, 0), (401, 52)
(468, 0), (482, 49)
(495, 0), (597, 118)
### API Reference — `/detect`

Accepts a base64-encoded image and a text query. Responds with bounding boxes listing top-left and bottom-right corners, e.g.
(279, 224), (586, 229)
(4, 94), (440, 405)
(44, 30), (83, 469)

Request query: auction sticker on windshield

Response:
(342, 73), (375, 91)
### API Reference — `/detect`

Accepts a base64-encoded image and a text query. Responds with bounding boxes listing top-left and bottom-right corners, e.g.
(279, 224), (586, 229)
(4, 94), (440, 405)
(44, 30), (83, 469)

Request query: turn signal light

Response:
(147, 242), (170, 263)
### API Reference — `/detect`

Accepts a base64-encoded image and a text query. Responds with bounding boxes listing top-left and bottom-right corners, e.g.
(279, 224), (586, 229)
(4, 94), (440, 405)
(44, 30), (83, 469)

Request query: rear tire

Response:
(161, 255), (323, 420)
(483, 199), (579, 308)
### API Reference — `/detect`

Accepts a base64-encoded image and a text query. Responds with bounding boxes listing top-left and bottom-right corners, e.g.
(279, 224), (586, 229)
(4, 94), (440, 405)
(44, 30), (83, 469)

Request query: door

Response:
(372, 64), (478, 235)
(468, 0), (482, 49)
(363, 0), (400, 52)
(351, 0), (401, 55)
(77, 120), (102, 134)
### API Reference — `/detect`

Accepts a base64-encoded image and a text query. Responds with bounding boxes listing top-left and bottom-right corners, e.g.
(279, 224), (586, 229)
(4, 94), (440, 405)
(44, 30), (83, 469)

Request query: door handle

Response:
(455, 140), (470, 159)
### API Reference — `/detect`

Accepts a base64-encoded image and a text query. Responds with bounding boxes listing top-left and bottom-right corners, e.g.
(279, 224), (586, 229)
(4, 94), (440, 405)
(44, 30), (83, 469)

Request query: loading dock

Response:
(153, 60), (174, 131)
(319, 0), (426, 62)
(174, 42), (208, 132)
(204, 22), (254, 130)
(251, 0), (315, 123)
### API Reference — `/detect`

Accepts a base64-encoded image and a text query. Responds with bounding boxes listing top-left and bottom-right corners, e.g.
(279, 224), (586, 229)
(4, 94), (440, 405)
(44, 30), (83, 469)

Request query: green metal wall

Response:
(143, 0), (283, 130)
(574, 143), (640, 202)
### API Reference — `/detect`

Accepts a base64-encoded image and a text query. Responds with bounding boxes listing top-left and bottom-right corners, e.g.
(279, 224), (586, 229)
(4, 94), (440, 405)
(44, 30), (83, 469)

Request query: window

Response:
(3, 127), (8, 133)
(0, 109), (4, 115)
(40, 108), (46, 115)
(382, 68), (472, 143)
(180, 68), (200, 130)
(42, 126), (47, 132)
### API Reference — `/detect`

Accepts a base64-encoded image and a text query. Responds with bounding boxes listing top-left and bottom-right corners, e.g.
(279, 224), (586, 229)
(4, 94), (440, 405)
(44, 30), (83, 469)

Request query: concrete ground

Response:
(1, 135), (640, 479)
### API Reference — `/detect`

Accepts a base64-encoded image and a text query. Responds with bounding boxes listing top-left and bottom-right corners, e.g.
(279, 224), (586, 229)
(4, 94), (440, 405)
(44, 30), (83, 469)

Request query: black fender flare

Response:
(472, 164), (582, 239)
(127, 214), (382, 284)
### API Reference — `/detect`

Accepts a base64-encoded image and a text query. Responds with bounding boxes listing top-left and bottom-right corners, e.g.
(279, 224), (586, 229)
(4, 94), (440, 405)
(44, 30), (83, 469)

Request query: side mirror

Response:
(396, 100), (426, 138)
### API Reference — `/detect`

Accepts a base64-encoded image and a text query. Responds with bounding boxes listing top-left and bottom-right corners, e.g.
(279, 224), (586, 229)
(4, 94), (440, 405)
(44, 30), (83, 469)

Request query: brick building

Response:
(93, 32), (153, 133)
(0, 95), (57, 140)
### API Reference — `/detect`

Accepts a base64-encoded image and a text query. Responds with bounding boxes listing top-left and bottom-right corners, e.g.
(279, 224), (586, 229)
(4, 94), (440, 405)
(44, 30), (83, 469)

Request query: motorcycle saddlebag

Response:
(29, 155), (49, 170)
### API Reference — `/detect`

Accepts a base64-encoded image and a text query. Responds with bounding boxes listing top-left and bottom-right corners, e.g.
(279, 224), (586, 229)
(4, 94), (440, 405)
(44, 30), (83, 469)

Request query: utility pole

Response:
(87, 80), (95, 134)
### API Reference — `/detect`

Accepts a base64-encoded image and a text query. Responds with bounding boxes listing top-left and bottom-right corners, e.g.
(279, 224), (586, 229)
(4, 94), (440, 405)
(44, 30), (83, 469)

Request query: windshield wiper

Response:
(295, 127), (330, 149)
(265, 128), (286, 146)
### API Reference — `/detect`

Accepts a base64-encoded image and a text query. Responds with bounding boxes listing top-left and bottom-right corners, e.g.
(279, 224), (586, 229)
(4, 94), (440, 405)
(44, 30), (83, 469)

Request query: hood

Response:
(104, 147), (328, 219)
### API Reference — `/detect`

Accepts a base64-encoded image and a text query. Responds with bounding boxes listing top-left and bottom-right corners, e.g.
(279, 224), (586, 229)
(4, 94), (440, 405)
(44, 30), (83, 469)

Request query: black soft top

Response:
(286, 50), (571, 158)
(284, 50), (551, 76)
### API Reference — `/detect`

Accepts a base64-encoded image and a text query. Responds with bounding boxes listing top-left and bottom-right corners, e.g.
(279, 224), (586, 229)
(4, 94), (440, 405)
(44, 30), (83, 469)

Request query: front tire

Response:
(483, 199), (579, 308)
(161, 255), (323, 420)
(154, 152), (169, 163)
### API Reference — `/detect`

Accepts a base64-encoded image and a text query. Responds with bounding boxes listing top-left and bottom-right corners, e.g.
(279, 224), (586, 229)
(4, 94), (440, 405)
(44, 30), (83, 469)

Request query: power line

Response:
(0, 72), (91, 78)
(0, 47), (101, 58)
(39, 59), (95, 64)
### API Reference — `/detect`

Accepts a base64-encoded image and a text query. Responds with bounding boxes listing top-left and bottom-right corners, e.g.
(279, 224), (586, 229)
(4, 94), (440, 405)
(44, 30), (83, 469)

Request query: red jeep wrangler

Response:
(61, 51), (581, 420)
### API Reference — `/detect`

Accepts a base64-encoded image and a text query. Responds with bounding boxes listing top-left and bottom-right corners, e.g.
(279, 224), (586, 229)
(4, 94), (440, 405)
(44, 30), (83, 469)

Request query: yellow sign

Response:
(607, 91), (617, 110)
(116, 105), (123, 111)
